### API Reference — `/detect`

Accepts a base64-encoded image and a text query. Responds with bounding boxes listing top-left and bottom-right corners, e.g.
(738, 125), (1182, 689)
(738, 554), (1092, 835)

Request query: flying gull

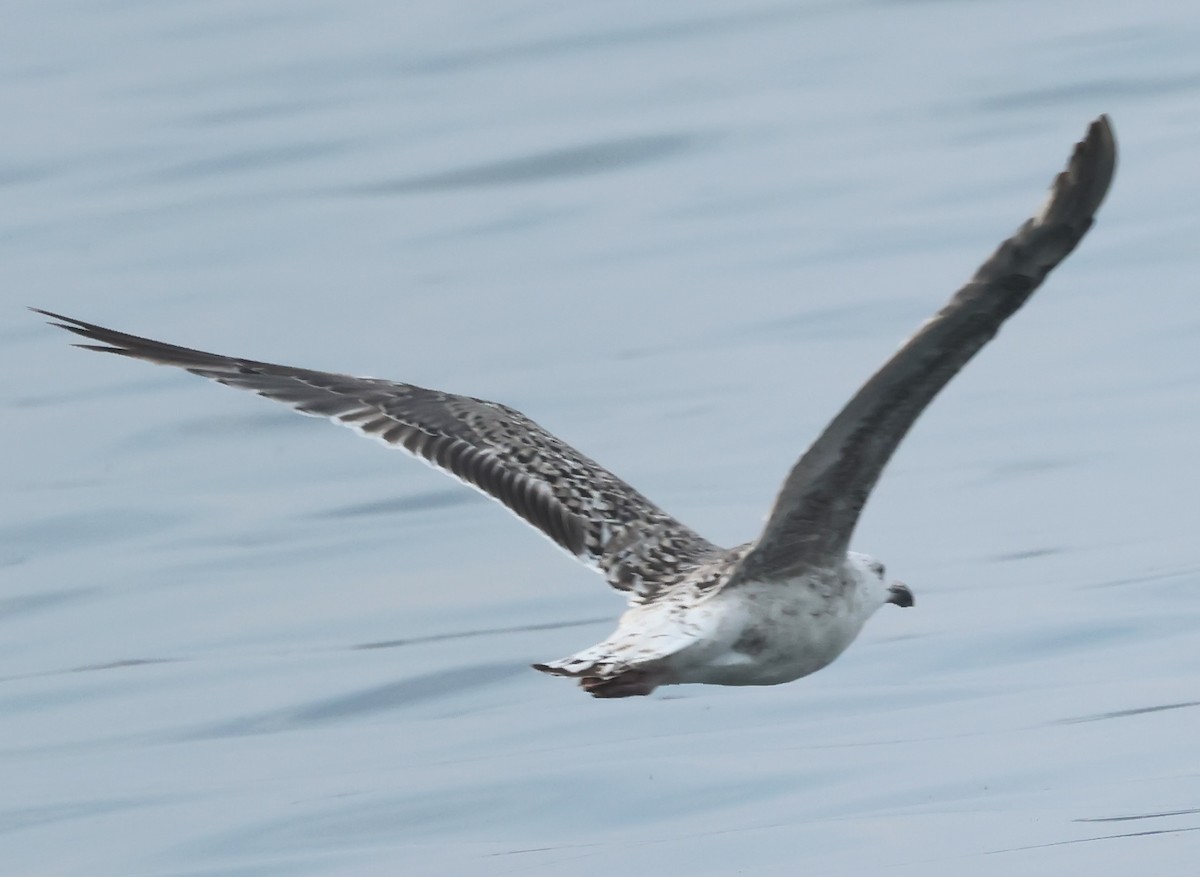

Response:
(36, 115), (1116, 698)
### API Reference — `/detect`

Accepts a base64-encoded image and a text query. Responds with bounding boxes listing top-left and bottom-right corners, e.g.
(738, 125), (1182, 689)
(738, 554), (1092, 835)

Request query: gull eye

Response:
(870, 561), (886, 578)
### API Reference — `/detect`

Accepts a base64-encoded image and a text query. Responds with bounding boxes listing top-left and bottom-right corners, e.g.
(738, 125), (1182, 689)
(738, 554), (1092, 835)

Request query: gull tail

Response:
(532, 644), (666, 698)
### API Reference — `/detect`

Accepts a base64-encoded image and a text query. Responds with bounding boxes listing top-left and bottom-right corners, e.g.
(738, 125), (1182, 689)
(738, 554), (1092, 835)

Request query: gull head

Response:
(848, 552), (914, 610)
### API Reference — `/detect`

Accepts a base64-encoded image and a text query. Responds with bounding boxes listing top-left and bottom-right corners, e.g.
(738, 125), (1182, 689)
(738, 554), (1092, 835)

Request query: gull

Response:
(36, 116), (1116, 698)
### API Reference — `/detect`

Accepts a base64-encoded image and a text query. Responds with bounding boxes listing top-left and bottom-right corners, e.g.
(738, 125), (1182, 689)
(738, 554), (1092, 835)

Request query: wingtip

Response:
(1082, 112), (1117, 190)
(32, 308), (111, 348)
(1037, 114), (1117, 229)
(1086, 113), (1118, 181)
(71, 343), (124, 354)
(31, 307), (89, 333)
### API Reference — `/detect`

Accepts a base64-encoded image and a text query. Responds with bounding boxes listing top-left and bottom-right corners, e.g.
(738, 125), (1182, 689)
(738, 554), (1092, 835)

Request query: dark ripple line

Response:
(1056, 700), (1200, 725)
(352, 616), (609, 651)
(0, 617), (607, 684)
(1079, 807), (1200, 823)
(348, 133), (700, 195)
(986, 824), (1200, 855)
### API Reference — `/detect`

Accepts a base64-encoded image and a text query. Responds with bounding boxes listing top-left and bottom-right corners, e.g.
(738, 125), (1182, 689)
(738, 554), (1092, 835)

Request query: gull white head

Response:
(847, 551), (914, 611)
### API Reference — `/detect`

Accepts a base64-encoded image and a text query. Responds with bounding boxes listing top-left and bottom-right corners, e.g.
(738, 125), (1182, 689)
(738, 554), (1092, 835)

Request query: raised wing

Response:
(35, 310), (722, 600)
(734, 115), (1117, 582)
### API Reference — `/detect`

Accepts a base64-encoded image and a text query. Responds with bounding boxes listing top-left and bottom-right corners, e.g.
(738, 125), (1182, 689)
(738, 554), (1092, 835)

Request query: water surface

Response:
(3, 1), (1200, 874)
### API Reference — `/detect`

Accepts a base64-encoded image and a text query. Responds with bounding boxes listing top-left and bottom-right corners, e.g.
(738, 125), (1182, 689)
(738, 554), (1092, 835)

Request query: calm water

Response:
(4, 1), (1200, 874)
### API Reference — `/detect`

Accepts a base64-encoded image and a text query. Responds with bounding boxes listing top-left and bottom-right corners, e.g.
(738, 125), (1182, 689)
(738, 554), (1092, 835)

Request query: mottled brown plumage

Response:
(36, 116), (1116, 697)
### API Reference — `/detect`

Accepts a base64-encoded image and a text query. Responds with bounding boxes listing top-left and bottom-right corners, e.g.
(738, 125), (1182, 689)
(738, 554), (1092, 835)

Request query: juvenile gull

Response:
(37, 116), (1116, 698)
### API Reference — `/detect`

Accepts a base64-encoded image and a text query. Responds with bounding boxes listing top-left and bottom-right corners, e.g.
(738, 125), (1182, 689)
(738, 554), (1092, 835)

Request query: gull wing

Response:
(35, 310), (722, 601)
(733, 115), (1117, 582)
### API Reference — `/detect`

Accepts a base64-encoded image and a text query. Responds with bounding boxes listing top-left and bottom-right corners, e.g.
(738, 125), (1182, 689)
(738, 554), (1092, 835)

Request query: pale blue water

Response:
(4, 1), (1200, 874)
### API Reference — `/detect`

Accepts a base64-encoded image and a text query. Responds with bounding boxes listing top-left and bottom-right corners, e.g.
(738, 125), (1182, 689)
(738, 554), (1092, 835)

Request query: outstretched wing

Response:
(36, 310), (722, 600)
(734, 114), (1117, 583)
